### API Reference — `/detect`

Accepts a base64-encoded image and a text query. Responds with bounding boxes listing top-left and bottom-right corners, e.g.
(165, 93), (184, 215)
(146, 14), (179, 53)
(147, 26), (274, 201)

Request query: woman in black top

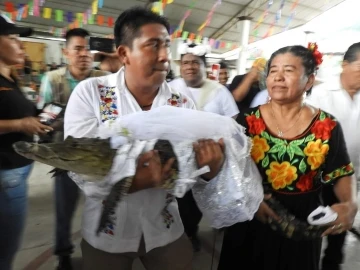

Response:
(0, 15), (52, 270)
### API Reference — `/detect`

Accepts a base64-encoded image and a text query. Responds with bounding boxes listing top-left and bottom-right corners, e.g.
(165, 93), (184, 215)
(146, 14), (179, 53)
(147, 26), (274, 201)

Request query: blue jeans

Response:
(54, 171), (79, 256)
(0, 164), (33, 270)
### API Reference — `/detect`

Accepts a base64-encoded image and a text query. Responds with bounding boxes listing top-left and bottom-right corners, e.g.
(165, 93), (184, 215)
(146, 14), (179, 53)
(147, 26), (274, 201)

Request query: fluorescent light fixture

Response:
(30, 36), (66, 42)
(205, 53), (223, 59)
(91, 50), (100, 54)
(225, 55), (239, 61)
(220, 48), (241, 59)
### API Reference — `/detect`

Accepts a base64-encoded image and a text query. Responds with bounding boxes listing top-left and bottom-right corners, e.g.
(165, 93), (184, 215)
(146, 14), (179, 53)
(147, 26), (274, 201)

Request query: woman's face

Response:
(266, 52), (314, 103)
(0, 35), (25, 66)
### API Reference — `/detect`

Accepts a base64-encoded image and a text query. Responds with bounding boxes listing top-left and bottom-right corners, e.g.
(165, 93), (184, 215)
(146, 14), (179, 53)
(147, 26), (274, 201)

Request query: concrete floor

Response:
(13, 162), (360, 270)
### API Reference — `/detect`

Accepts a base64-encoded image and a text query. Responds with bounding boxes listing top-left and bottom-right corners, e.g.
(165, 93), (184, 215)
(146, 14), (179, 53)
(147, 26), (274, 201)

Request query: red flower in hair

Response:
(308, 42), (323, 67)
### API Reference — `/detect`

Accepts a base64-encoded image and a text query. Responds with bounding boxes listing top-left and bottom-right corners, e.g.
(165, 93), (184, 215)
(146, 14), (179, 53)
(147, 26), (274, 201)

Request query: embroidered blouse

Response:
(237, 107), (354, 194)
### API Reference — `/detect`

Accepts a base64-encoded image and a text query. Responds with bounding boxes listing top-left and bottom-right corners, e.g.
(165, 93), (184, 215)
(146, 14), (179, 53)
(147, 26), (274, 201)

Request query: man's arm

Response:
(230, 69), (258, 102)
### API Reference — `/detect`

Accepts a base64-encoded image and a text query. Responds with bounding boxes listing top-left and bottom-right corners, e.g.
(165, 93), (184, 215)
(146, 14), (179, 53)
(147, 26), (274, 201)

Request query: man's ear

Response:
(117, 45), (129, 65)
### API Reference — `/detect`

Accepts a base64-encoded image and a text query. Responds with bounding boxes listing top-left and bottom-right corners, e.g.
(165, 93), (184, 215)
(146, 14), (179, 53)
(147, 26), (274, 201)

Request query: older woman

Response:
(0, 15), (52, 270)
(218, 45), (358, 270)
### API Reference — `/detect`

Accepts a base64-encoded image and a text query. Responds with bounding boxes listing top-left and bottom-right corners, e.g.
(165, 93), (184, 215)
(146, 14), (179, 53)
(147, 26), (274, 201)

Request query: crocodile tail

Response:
(96, 177), (133, 235)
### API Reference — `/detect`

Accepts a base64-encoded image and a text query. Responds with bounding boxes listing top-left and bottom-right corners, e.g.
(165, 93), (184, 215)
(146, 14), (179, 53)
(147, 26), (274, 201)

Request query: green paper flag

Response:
(28, 1), (33, 16)
(182, 31), (189, 40)
(88, 15), (94, 24)
(55, 10), (63, 22)
(226, 42), (231, 49)
(195, 35), (202, 44)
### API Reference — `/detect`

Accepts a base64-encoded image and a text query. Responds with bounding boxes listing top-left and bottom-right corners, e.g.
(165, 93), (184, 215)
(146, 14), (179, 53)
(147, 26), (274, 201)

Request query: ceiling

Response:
(1, 0), (346, 52)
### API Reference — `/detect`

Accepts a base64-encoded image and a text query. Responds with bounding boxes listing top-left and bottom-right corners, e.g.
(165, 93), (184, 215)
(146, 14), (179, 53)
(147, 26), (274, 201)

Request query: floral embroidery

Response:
(296, 171), (317, 192)
(99, 85), (118, 123)
(244, 109), (352, 192)
(266, 161), (298, 190)
(167, 93), (184, 107)
(323, 163), (354, 183)
(310, 112), (336, 140)
(251, 135), (270, 163)
(246, 113), (266, 135)
(304, 139), (329, 170)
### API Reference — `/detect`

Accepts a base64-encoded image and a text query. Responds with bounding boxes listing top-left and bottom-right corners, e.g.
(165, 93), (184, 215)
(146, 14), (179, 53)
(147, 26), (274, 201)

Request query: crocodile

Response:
(13, 137), (360, 240)
(13, 136), (178, 235)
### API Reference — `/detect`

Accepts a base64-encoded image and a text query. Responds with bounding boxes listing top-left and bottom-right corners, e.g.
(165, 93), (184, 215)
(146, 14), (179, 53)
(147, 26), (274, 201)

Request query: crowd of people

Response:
(0, 6), (359, 270)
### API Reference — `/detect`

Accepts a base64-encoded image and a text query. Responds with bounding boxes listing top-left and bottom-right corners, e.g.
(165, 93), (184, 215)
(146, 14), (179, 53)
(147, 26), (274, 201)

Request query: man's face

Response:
(63, 36), (93, 71)
(342, 53), (360, 91)
(122, 23), (170, 88)
(219, 68), (229, 85)
(180, 53), (205, 87)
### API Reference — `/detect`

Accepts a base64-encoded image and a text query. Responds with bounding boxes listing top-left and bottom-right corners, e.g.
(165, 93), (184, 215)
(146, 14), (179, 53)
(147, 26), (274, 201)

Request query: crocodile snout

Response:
(13, 141), (34, 154)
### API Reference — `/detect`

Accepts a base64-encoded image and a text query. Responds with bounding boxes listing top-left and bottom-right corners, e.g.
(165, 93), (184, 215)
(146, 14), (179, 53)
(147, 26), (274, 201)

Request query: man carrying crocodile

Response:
(63, 7), (227, 270)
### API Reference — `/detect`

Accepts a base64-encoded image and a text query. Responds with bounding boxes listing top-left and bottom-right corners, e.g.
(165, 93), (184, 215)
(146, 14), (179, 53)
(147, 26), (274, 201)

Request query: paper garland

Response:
(4, 0), (236, 50)
(250, 0), (300, 43)
(197, 0), (221, 34)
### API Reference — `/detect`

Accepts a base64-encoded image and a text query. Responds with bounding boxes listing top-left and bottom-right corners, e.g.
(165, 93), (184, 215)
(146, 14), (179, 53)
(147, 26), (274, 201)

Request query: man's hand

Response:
(17, 117), (53, 135)
(129, 150), (175, 193)
(193, 139), (225, 181)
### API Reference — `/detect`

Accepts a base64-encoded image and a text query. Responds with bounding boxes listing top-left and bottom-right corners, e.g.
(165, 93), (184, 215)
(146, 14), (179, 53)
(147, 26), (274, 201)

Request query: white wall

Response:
(20, 37), (65, 65)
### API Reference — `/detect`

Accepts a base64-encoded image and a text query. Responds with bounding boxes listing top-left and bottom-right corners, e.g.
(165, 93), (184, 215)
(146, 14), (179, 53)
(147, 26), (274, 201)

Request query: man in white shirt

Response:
(169, 44), (239, 118)
(306, 42), (360, 270)
(64, 7), (225, 270)
(168, 44), (238, 251)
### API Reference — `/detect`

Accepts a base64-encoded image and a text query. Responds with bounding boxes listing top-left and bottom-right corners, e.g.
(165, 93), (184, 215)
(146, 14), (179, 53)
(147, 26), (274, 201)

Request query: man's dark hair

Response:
(180, 43), (207, 66)
(114, 6), (170, 48)
(343, 42), (360, 63)
(219, 61), (228, 69)
(65, 28), (90, 46)
(267, 45), (317, 77)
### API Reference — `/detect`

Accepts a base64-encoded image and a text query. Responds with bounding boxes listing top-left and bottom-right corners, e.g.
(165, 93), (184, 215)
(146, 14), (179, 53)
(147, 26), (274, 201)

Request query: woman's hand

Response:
(321, 202), (358, 237)
(17, 117), (53, 135)
(193, 139), (225, 181)
(255, 195), (281, 223)
(130, 150), (175, 193)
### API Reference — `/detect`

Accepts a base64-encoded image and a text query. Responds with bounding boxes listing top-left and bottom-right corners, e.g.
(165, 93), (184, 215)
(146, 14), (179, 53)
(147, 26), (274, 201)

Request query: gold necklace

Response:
(270, 102), (304, 138)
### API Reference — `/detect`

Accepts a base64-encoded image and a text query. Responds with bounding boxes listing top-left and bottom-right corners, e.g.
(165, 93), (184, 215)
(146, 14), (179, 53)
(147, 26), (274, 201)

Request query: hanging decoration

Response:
(151, 0), (173, 15)
(252, 0), (273, 31)
(55, 9), (63, 22)
(92, 0), (98, 15)
(98, 0), (104, 8)
(173, 0), (197, 35)
(283, 0), (300, 31)
(43, 7), (52, 19)
(5, 1), (15, 12)
(197, 0), (222, 34)
(262, 0), (286, 39)
(33, 0), (40, 16)
(3, 0), (237, 51)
